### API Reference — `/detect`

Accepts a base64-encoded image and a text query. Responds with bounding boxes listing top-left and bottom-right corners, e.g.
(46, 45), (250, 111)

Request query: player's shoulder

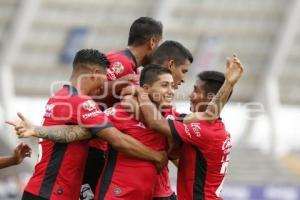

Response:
(106, 50), (132, 65)
(202, 119), (229, 138)
(55, 85), (97, 109)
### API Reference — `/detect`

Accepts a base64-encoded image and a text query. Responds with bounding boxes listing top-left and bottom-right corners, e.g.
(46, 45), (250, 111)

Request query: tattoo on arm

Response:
(34, 125), (91, 143)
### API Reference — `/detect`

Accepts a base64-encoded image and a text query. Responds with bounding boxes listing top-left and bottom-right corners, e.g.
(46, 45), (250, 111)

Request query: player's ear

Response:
(206, 92), (215, 100)
(168, 60), (175, 69)
(149, 37), (156, 50)
(142, 84), (150, 91)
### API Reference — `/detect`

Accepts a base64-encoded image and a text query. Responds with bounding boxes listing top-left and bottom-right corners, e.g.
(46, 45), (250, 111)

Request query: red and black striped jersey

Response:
(152, 107), (183, 198)
(24, 85), (113, 200)
(169, 119), (231, 200)
(88, 49), (139, 150)
(94, 105), (168, 200)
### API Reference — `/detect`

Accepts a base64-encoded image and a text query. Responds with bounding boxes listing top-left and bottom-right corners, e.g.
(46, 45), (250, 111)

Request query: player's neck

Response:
(70, 78), (90, 96)
(128, 46), (147, 66)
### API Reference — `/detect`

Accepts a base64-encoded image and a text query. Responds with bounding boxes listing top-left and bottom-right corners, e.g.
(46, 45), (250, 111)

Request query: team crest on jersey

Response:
(82, 100), (96, 111)
(113, 187), (122, 196)
(45, 104), (55, 112)
(112, 62), (124, 74)
(104, 107), (116, 116)
(44, 104), (55, 117)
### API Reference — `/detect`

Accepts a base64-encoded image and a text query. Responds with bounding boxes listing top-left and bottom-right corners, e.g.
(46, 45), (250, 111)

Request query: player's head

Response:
(189, 71), (232, 112)
(151, 40), (193, 89)
(72, 49), (110, 95)
(128, 17), (163, 64)
(140, 64), (174, 108)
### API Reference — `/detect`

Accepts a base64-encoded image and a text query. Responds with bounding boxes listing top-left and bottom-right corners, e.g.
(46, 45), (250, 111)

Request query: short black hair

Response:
(140, 64), (172, 86)
(198, 70), (232, 100)
(151, 40), (193, 65)
(73, 49), (110, 70)
(128, 17), (163, 46)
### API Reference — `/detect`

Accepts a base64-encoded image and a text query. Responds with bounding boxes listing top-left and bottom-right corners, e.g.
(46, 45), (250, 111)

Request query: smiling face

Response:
(144, 73), (175, 108)
(189, 79), (211, 112)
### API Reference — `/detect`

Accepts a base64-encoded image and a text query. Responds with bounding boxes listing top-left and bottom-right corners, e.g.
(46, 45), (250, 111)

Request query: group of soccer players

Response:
(7, 17), (244, 200)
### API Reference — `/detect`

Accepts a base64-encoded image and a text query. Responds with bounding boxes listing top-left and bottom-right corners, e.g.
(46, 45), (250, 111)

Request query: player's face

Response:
(89, 66), (107, 95)
(189, 79), (210, 112)
(145, 73), (175, 108)
(170, 59), (191, 89)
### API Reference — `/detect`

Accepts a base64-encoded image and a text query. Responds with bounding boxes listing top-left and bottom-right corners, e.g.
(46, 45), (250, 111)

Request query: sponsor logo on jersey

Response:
(81, 110), (102, 119)
(183, 124), (192, 138)
(191, 123), (201, 137)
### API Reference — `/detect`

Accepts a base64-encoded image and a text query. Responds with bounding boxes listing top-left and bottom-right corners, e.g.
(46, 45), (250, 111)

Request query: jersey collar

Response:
(124, 48), (138, 68)
(64, 85), (78, 96)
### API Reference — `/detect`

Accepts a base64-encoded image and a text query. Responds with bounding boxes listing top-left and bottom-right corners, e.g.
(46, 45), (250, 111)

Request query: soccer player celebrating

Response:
(84, 17), (163, 197)
(104, 16), (163, 103)
(0, 143), (31, 169)
(132, 55), (244, 200)
(6, 49), (167, 200)
(149, 40), (193, 200)
(95, 65), (176, 200)
(150, 40), (193, 90)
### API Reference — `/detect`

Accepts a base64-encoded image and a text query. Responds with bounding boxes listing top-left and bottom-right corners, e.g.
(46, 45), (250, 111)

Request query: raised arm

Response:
(184, 54), (244, 123)
(133, 55), (244, 135)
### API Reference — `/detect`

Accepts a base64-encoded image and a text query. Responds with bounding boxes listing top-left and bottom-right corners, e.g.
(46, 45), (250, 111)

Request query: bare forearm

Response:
(116, 134), (162, 162)
(33, 126), (91, 143)
(205, 79), (233, 119)
(0, 156), (17, 169)
(137, 93), (171, 137)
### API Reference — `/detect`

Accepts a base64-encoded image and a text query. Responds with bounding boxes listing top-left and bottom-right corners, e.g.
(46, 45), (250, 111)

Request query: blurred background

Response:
(1, 0), (300, 199)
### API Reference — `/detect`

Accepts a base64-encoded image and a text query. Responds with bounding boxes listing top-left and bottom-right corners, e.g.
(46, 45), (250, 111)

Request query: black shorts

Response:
(153, 193), (177, 200)
(80, 147), (106, 199)
(22, 192), (48, 200)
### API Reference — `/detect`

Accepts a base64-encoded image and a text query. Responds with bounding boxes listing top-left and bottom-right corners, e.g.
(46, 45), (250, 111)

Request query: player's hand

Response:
(120, 85), (137, 97)
(6, 112), (35, 138)
(120, 85), (146, 97)
(118, 74), (139, 84)
(154, 151), (168, 173)
(120, 95), (140, 114)
(12, 143), (32, 164)
(225, 54), (244, 86)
